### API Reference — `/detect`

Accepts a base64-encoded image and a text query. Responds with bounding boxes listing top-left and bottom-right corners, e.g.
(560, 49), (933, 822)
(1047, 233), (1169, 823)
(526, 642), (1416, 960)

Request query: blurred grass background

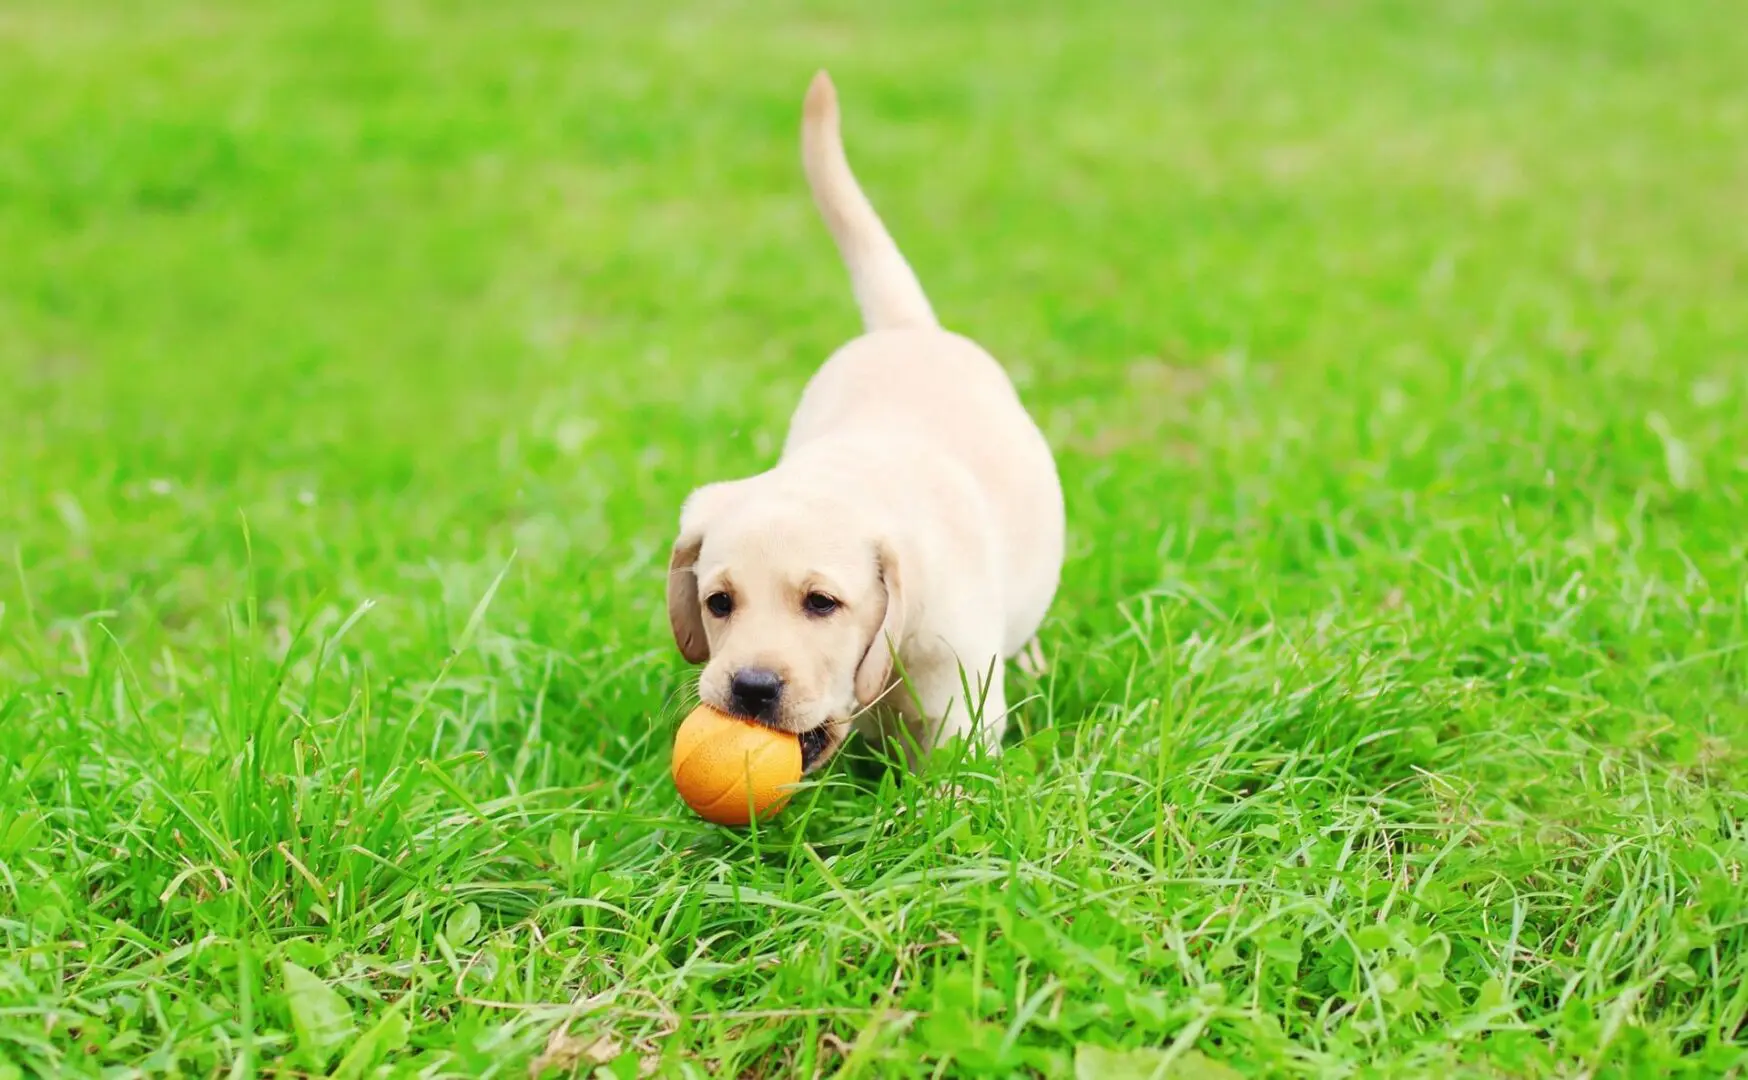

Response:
(1, 1), (1745, 1076)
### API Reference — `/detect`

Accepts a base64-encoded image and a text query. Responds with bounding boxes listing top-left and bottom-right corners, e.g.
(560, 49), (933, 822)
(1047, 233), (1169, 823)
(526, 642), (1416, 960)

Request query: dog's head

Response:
(665, 479), (905, 772)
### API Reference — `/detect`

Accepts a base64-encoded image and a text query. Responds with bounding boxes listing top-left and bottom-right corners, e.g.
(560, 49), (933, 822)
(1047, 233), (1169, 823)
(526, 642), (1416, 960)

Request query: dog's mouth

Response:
(798, 725), (832, 772)
(798, 721), (853, 773)
(712, 695), (847, 773)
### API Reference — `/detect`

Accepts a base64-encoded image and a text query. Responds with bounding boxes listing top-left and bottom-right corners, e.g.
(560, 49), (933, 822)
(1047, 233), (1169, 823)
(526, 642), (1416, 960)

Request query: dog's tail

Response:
(801, 70), (937, 332)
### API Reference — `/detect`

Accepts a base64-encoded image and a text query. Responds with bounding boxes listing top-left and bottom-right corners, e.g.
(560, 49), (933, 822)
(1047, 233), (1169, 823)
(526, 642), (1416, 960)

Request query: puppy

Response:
(666, 71), (1065, 775)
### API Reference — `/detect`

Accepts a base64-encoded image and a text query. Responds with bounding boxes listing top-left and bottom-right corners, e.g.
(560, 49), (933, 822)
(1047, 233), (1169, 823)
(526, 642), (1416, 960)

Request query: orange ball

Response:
(670, 704), (802, 826)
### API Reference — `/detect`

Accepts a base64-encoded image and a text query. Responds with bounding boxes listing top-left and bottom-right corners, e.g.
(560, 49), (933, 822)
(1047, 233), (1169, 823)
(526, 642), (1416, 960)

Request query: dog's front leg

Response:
(898, 643), (1008, 767)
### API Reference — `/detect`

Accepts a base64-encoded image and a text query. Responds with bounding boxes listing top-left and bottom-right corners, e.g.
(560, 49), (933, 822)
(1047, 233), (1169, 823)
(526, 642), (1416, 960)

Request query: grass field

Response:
(3, 1), (1747, 1076)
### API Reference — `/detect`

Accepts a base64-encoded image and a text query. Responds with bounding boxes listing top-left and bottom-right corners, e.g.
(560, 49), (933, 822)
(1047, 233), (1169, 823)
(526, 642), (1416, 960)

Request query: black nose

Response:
(729, 667), (783, 718)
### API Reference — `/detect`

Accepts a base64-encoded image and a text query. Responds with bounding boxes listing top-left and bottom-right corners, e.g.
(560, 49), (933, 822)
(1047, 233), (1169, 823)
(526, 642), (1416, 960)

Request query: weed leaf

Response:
(282, 961), (355, 1070)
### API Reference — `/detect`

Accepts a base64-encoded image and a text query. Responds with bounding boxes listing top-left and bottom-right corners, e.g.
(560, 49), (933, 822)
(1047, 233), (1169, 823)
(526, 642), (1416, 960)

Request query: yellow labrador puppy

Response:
(667, 71), (1065, 774)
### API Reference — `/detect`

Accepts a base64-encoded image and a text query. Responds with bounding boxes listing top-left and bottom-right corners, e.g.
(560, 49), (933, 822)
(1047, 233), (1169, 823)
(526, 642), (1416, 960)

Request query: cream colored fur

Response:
(666, 71), (1065, 773)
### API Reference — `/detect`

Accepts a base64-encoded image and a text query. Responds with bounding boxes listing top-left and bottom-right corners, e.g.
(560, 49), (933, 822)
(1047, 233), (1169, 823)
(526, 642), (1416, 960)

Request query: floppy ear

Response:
(854, 538), (907, 706)
(667, 532), (708, 664)
(666, 486), (724, 664)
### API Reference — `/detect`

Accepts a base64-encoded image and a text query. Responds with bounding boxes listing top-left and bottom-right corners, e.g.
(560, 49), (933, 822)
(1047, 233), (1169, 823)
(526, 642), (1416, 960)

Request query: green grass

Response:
(2, 0), (1746, 1076)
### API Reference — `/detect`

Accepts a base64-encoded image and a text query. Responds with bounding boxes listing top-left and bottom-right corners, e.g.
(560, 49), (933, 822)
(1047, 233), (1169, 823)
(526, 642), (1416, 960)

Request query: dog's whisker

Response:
(845, 677), (905, 725)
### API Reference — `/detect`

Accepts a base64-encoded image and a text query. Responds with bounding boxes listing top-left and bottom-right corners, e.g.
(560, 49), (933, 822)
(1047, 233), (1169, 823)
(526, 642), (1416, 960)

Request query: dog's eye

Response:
(705, 592), (734, 617)
(803, 592), (839, 616)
